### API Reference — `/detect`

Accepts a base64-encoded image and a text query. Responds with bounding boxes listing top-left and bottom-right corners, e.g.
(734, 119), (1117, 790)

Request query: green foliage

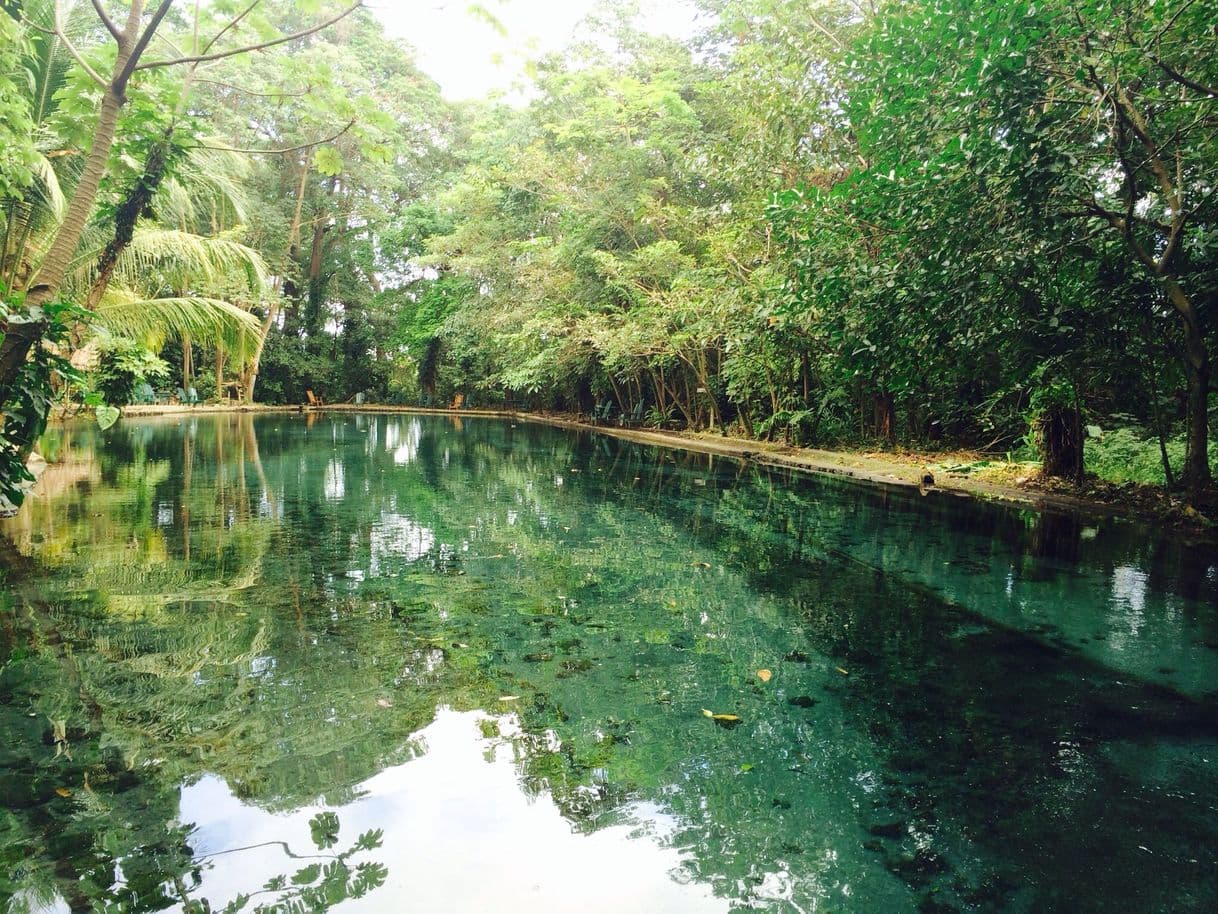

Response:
(92, 335), (170, 406)
(0, 292), (86, 510)
(309, 812), (341, 850)
(0, 11), (34, 199)
(1085, 427), (1218, 488)
(2, 0), (1215, 491)
(418, 0), (1176, 463)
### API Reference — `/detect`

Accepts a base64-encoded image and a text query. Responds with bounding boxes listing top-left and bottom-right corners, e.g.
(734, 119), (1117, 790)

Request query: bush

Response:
(1084, 426), (1218, 487)
(192, 368), (217, 401)
(92, 337), (169, 405)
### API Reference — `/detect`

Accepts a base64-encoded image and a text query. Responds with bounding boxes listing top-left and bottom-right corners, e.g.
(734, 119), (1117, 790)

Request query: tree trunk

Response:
(243, 303), (278, 403)
(1184, 352), (1211, 490)
(1160, 270), (1210, 489)
(874, 391), (896, 444)
(182, 331), (193, 386)
(30, 86), (125, 300)
(1037, 404), (1084, 482)
(304, 217), (328, 335)
(1146, 362), (1176, 488)
(0, 89), (126, 384)
(0, 2), (141, 386)
(84, 132), (172, 310)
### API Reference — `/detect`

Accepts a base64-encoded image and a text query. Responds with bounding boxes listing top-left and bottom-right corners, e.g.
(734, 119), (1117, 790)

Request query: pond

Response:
(1, 412), (1216, 913)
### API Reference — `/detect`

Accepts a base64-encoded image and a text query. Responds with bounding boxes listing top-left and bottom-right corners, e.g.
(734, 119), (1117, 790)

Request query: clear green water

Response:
(1, 413), (1216, 914)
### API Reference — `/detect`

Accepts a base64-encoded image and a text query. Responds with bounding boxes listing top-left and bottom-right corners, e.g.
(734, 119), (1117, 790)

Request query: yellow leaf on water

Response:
(836, 667), (849, 676)
(55, 788), (72, 797)
(757, 669), (772, 683)
(702, 709), (741, 723)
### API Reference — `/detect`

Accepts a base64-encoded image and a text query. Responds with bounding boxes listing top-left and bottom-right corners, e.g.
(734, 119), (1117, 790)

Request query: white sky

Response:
(367, 0), (702, 100)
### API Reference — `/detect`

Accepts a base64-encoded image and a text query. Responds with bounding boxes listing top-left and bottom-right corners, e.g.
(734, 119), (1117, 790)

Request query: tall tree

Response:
(0, 0), (361, 385)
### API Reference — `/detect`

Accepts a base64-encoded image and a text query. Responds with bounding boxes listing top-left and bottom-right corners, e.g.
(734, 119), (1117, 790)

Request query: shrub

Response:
(92, 336), (169, 405)
(1084, 426), (1218, 487)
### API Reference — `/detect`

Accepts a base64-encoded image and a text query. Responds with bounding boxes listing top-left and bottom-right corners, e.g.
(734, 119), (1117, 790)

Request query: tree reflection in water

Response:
(1, 413), (1215, 913)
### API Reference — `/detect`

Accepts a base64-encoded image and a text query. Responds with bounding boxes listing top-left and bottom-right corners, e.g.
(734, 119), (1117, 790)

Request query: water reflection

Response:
(0, 413), (1215, 913)
(184, 710), (724, 914)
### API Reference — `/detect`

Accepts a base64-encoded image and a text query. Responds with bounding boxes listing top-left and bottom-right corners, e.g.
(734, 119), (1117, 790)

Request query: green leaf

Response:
(95, 405), (120, 431)
(309, 811), (340, 849)
(314, 145), (344, 176)
(291, 863), (322, 885)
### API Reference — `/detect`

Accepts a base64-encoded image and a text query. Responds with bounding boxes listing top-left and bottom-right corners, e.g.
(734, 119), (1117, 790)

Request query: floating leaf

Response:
(836, 667), (849, 676)
(55, 787), (72, 797)
(740, 763), (754, 772)
(757, 669), (772, 683)
(702, 709), (743, 729)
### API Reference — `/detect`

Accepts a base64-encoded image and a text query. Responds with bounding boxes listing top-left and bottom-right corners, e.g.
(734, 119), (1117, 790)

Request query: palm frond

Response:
(66, 225), (271, 300)
(121, 227), (269, 294)
(168, 144), (254, 226)
(29, 153), (66, 223)
(94, 291), (262, 356)
(20, 0), (89, 128)
(154, 178), (198, 232)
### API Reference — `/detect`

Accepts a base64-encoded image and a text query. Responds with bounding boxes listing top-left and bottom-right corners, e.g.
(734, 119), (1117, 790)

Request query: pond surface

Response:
(1, 413), (1216, 913)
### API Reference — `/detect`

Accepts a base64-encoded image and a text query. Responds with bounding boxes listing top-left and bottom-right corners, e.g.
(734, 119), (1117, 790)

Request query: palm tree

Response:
(0, 46), (265, 378)
(1, 2), (271, 388)
(74, 224), (267, 357)
(0, 0), (81, 293)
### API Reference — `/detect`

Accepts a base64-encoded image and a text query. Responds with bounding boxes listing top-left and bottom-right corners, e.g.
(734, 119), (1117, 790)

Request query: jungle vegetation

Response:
(1, 0), (1216, 505)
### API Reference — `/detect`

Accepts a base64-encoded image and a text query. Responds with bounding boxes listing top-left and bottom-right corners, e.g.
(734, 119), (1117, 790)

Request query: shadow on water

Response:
(0, 413), (1215, 913)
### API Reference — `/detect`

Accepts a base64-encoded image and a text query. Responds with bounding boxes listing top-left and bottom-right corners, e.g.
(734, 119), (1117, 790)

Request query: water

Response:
(1, 412), (1215, 913)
